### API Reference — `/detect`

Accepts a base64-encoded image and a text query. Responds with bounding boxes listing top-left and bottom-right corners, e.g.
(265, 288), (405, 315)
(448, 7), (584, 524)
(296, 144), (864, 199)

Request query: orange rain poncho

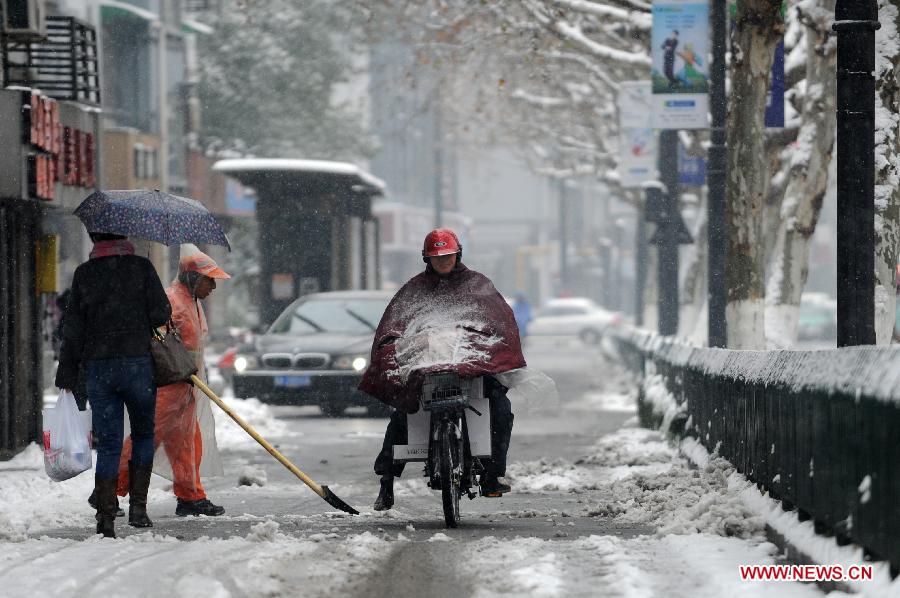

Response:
(117, 252), (229, 500)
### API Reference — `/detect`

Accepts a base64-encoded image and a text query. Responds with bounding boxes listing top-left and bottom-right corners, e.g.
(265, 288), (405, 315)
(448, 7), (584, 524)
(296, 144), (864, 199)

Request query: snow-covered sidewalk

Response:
(3, 375), (897, 596)
(0, 398), (393, 598)
(1, 523), (390, 598)
(468, 426), (899, 597)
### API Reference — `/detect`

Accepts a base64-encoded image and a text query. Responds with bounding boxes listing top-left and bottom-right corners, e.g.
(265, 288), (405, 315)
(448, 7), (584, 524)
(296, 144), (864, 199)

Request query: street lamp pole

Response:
(833, 0), (879, 347)
(433, 98), (444, 229)
(658, 130), (680, 336)
(707, 0), (728, 347)
(635, 202), (647, 327)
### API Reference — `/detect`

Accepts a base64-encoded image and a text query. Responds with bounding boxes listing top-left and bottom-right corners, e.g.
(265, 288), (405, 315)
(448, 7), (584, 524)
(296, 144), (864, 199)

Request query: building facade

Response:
(0, 0), (213, 456)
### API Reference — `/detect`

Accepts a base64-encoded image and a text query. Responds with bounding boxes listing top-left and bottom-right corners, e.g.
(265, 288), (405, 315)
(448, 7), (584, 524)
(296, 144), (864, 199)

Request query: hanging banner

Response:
(729, 1), (786, 128)
(651, 0), (710, 129)
(618, 81), (657, 188)
(678, 143), (706, 187)
(766, 40), (785, 127)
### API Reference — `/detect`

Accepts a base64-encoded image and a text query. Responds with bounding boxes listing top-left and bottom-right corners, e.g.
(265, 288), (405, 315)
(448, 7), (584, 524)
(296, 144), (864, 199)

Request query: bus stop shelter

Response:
(213, 159), (385, 326)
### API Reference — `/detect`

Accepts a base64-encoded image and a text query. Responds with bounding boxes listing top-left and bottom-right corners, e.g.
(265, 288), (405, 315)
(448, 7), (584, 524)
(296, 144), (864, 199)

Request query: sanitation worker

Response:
(117, 249), (229, 517)
(359, 228), (526, 511)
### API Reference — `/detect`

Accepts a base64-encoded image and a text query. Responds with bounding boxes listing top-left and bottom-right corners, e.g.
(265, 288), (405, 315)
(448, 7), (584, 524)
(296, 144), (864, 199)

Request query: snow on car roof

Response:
(543, 297), (597, 308)
(302, 290), (395, 300)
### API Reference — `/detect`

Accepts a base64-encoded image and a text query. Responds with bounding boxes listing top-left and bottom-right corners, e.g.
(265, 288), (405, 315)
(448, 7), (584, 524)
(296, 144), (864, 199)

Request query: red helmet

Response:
(422, 228), (462, 259)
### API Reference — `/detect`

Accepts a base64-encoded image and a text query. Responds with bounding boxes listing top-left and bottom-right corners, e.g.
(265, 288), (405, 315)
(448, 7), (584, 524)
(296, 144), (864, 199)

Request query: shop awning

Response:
(213, 159), (386, 196)
(182, 18), (213, 35)
(99, 1), (157, 25)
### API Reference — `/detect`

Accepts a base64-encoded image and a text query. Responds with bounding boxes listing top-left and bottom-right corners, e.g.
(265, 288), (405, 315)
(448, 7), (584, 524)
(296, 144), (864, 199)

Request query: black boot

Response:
(480, 472), (511, 497)
(373, 475), (394, 511)
(88, 489), (125, 517)
(93, 476), (119, 538)
(176, 498), (225, 517)
(127, 461), (154, 528)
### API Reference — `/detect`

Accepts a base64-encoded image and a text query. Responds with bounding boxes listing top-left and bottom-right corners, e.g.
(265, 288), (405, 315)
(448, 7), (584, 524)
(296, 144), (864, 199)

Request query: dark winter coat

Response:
(359, 262), (526, 413)
(55, 255), (171, 389)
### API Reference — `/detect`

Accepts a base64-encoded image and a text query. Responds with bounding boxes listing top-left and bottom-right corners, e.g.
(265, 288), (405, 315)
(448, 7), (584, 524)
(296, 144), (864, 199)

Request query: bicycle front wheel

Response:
(440, 422), (461, 528)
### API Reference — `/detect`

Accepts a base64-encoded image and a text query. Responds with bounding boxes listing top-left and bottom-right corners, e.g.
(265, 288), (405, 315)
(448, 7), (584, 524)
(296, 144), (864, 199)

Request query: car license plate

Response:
(274, 375), (311, 388)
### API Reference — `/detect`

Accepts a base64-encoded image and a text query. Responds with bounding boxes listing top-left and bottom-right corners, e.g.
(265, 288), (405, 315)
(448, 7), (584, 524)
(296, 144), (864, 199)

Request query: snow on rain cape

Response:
(359, 263), (529, 413)
(151, 281), (223, 482)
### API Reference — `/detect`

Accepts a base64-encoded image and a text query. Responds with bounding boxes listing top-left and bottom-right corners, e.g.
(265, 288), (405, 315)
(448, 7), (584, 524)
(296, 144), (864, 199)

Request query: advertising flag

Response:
(651, 0), (710, 129)
(766, 40), (785, 127)
(729, 1), (786, 128)
(678, 143), (706, 187)
(618, 81), (657, 187)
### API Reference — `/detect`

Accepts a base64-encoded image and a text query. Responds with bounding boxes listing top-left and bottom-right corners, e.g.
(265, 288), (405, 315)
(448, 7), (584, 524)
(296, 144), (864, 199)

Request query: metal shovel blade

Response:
(190, 375), (359, 515)
(321, 485), (360, 515)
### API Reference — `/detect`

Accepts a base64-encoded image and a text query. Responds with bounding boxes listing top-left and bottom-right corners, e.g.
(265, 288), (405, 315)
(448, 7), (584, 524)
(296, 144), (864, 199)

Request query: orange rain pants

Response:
(117, 281), (208, 501)
(117, 384), (206, 500)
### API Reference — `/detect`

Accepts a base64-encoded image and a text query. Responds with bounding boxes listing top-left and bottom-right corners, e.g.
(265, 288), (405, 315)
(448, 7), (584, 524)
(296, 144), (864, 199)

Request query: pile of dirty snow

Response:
(213, 396), (293, 450)
(0, 443), (182, 540)
(579, 428), (764, 538)
(506, 459), (588, 494)
(642, 372), (686, 434)
(576, 427), (674, 467)
(0, 443), (96, 539)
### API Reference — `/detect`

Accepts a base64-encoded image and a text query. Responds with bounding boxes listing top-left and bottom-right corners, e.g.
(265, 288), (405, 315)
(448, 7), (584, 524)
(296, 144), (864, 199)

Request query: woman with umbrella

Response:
(55, 232), (171, 538)
(65, 189), (231, 537)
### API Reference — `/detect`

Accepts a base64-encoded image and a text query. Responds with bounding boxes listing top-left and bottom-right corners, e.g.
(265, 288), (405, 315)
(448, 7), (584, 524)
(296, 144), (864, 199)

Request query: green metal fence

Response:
(612, 330), (900, 574)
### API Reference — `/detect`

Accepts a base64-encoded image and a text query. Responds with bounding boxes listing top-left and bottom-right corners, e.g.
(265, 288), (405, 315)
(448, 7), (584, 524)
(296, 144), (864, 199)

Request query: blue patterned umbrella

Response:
(74, 189), (231, 250)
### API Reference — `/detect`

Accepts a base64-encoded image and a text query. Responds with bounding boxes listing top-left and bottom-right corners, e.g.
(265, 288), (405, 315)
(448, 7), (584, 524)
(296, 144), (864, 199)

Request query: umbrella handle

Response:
(190, 375), (326, 498)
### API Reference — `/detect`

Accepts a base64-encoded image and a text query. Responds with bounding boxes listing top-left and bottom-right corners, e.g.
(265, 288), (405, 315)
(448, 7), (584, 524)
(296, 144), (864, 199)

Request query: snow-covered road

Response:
(1, 340), (896, 597)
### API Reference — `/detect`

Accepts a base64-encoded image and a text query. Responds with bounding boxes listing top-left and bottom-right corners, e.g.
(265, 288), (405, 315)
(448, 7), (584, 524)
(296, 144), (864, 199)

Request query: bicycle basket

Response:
(421, 372), (483, 411)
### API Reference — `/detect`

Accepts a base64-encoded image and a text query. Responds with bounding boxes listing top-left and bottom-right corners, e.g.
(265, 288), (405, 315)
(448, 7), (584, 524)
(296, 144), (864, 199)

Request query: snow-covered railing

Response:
(610, 328), (900, 573)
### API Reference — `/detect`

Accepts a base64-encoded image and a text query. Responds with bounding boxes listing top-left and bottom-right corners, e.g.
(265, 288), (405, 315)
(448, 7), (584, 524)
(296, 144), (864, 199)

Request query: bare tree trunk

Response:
(726, 0), (785, 348)
(875, 0), (900, 344)
(765, 0), (836, 348)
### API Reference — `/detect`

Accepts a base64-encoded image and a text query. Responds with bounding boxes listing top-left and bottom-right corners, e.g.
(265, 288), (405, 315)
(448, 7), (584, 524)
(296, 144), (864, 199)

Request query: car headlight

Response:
(233, 355), (259, 373)
(334, 355), (368, 371)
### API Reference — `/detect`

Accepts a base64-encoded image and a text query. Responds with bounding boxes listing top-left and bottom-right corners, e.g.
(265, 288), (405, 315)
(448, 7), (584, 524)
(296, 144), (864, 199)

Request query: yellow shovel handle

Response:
(190, 375), (325, 498)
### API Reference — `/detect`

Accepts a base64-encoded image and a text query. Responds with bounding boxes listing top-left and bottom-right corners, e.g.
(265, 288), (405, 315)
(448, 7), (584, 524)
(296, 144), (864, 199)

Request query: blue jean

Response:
(85, 356), (156, 479)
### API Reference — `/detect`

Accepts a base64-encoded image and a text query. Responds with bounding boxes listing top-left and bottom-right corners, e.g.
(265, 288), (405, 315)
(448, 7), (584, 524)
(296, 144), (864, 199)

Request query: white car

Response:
(527, 298), (621, 344)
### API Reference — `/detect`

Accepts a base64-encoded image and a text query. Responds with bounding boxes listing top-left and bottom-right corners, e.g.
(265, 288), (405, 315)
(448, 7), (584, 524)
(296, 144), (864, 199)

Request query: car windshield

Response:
(269, 297), (390, 335)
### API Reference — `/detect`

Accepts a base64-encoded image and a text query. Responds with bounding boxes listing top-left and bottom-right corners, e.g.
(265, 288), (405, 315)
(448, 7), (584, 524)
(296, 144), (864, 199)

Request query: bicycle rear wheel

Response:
(440, 422), (461, 528)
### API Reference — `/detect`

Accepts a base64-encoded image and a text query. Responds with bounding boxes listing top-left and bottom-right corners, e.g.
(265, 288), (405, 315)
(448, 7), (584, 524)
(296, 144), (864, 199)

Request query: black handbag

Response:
(150, 321), (198, 386)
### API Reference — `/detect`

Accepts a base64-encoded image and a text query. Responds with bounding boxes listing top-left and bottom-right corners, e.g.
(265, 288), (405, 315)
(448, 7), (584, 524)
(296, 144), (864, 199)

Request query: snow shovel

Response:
(190, 375), (359, 515)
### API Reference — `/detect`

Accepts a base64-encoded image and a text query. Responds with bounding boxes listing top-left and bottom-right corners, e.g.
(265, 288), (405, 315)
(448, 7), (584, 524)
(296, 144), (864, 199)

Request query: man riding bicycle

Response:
(359, 228), (526, 511)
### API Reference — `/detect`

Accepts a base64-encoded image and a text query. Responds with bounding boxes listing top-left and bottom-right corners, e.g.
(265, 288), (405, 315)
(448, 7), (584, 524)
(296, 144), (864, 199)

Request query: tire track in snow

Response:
(0, 539), (75, 579)
(1, 539), (179, 597)
(351, 540), (472, 598)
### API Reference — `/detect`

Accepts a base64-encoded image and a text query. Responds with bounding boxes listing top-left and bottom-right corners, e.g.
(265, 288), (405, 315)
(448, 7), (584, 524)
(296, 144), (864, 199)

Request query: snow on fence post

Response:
(610, 327), (900, 573)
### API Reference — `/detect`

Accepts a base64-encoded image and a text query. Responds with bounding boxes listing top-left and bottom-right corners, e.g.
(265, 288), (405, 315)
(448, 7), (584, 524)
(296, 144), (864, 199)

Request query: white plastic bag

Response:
(42, 391), (92, 482)
(494, 367), (560, 412)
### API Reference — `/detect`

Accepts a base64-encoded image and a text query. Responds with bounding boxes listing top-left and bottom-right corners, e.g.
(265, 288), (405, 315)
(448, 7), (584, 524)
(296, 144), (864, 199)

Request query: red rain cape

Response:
(359, 263), (526, 413)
